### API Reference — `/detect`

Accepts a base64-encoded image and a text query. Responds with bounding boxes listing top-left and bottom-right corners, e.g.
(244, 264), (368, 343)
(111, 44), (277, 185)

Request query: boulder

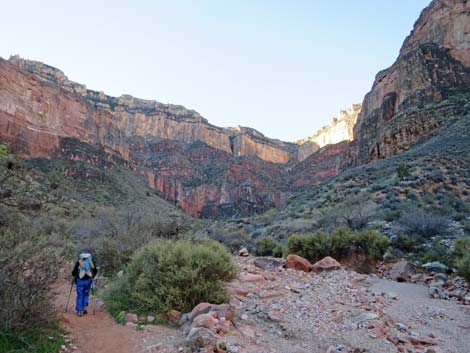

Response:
(253, 257), (284, 270)
(192, 312), (219, 330)
(311, 256), (341, 272)
(390, 260), (415, 282)
(239, 247), (249, 257)
(285, 254), (312, 272)
(166, 309), (182, 325)
(181, 303), (234, 334)
(422, 262), (448, 274)
(185, 327), (218, 350)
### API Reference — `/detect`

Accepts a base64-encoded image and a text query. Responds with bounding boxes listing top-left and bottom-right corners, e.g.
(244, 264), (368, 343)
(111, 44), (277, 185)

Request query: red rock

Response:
(192, 312), (218, 330)
(410, 336), (438, 346)
(166, 309), (182, 325)
(311, 256), (341, 272)
(285, 254), (313, 272)
(126, 313), (138, 324)
(239, 273), (266, 283)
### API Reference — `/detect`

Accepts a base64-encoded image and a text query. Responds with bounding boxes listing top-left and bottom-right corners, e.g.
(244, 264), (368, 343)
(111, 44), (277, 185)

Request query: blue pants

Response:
(75, 278), (92, 313)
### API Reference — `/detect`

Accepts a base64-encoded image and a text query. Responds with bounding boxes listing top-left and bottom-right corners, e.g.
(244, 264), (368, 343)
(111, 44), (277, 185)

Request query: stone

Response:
(185, 327), (218, 350)
(239, 247), (249, 257)
(192, 312), (219, 330)
(253, 257), (284, 270)
(239, 273), (266, 283)
(167, 310), (182, 325)
(422, 262), (449, 274)
(389, 260), (415, 282)
(285, 254), (313, 272)
(311, 256), (341, 272)
(126, 313), (138, 324)
(147, 315), (155, 323)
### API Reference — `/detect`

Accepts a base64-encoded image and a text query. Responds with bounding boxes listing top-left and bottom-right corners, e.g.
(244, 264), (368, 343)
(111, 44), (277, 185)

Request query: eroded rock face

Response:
(344, 0), (470, 167)
(297, 104), (361, 161)
(0, 57), (297, 218)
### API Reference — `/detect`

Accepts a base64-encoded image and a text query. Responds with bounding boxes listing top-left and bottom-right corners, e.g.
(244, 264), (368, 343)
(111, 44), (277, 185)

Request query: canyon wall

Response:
(345, 0), (470, 168)
(297, 104), (361, 161)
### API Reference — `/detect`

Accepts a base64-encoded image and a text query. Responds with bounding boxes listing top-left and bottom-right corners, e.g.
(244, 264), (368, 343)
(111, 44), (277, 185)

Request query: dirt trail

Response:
(369, 277), (470, 353)
(53, 280), (141, 353)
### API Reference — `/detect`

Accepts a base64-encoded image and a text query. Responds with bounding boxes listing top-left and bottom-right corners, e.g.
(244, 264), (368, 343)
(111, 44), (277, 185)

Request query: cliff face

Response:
(7, 55), (296, 165)
(297, 104), (361, 161)
(1, 0), (468, 218)
(345, 0), (470, 167)
(0, 56), (297, 217)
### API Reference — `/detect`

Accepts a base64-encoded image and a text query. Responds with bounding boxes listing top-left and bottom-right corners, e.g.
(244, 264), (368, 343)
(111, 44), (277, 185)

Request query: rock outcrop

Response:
(297, 104), (361, 161)
(0, 56), (297, 217)
(343, 0), (470, 168)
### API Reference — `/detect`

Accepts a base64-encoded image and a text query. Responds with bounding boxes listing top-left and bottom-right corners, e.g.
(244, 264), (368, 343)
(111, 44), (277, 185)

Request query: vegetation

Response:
(255, 237), (283, 257)
(0, 142), (192, 350)
(287, 227), (389, 262)
(104, 239), (237, 317)
(453, 237), (470, 281)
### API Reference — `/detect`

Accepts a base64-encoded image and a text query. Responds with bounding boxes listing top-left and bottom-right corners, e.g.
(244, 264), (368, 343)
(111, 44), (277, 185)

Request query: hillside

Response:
(217, 95), (470, 249)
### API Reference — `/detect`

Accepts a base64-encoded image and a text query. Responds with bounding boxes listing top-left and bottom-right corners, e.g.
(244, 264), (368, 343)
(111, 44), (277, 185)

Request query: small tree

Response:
(397, 163), (410, 180)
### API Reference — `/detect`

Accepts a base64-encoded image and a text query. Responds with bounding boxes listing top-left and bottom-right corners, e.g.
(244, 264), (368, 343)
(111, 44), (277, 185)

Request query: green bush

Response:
(255, 237), (283, 257)
(287, 231), (330, 262)
(397, 163), (411, 180)
(287, 227), (389, 262)
(453, 237), (470, 282)
(104, 239), (237, 316)
(392, 234), (417, 253)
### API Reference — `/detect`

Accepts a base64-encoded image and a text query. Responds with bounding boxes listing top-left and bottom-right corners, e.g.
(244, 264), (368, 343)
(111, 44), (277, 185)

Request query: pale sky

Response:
(1, 0), (430, 142)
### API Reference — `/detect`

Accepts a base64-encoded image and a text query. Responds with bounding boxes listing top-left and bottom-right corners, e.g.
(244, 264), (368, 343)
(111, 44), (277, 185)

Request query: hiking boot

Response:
(76, 311), (83, 317)
(83, 309), (88, 315)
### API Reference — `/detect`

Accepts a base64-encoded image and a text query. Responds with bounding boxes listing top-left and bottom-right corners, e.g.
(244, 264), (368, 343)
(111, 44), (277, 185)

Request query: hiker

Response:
(71, 253), (97, 316)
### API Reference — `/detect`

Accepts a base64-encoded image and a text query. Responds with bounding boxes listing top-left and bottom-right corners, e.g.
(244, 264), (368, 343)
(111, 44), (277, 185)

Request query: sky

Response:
(1, 0), (430, 142)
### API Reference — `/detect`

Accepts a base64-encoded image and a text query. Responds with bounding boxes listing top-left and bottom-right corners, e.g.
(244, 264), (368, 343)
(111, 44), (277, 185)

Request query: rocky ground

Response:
(55, 256), (470, 353)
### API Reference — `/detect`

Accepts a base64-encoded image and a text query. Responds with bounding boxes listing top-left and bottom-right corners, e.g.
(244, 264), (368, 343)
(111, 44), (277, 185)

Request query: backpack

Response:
(78, 253), (95, 279)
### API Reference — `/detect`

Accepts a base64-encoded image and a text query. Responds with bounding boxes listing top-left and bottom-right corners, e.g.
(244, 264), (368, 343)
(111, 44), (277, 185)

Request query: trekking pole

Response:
(91, 279), (96, 315)
(65, 277), (75, 312)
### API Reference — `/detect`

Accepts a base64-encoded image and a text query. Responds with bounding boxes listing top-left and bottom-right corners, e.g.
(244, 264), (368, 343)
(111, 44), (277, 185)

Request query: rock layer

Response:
(344, 0), (470, 167)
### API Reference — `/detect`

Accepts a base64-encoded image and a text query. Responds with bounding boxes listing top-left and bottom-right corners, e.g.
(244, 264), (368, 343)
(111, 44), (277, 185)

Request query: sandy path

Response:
(369, 277), (470, 353)
(53, 280), (141, 353)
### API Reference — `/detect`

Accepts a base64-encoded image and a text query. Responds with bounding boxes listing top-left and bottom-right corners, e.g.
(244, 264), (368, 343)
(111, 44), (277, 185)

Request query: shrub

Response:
(104, 239), (237, 316)
(397, 212), (450, 238)
(453, 237), (470, 282)
(397, 163), (410, 180)
(287, 231), (331, 262)
(392, 234), (417, 253)
(255, 237), (282, 257)
(0, 227), (60, 333)
(287, 228), (389, 262)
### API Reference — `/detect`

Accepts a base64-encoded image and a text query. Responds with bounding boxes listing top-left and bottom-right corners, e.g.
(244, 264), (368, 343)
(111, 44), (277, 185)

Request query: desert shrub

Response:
(0, 331), (64, 353)
(339, 200), (378, 230)
(255, 237), (283, 257)
(104, 239), (237, 316)
(210, 231), (252, 253)
(287, 228), (389, 262)
(287, 231), (331, 262)
(0, 227), (60, 334)
(453, 237), (470, 282)
(397, 212), (450, 238)
(391, 234), (417, 253)
(384, 210), (402, 222)
(347, 229), (389, 260)
(397, 163), (410, 180)
(93, 237), (130, 275)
